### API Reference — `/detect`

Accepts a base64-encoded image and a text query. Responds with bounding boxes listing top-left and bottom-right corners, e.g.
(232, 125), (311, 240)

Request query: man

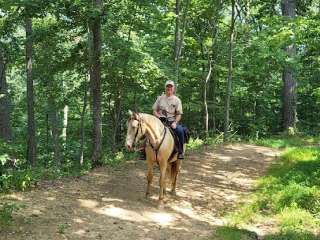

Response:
(152, 80), (185, 159)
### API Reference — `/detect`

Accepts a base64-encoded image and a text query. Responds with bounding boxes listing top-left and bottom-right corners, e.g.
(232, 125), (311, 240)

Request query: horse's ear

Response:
(128, 110), (133, 116)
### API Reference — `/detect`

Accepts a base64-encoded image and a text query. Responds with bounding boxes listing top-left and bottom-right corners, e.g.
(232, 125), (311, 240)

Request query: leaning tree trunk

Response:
(174, 0), (181, 83)
(204, 57), (212, 139)
(0, 48), (12, 141)
(111, 26), (132, 152)
(25, 15), (36, 165)
(199, 38), (213, 139)
(211, 29), (218, 133)
(281, 0), (297, 133)
(80, 77), (88, 166)
(174, 0), (190, 84)
(223, 0), (235, 143)
(210, 0), (223, 133)
(89, 0), (103, 166)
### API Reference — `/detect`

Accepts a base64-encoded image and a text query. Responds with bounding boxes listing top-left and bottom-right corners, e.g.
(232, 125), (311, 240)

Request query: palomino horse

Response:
(126, 111), (182, 205)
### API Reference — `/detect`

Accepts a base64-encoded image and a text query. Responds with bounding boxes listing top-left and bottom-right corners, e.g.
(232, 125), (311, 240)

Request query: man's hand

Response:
(171, 121), (177, 129)
(153, 110), (161, 118)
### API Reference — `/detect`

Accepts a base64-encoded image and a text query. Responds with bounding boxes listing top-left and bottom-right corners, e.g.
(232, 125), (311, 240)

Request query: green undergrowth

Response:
(224, 136), (320, 239)
(252, 135), (320, 149)
(0, 144), (136, 193)
(0, 203), (26, 226)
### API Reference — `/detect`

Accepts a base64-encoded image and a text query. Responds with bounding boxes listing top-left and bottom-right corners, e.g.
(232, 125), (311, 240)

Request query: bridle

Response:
(132, 119), (143, 146)
(130, 115), (168, 162)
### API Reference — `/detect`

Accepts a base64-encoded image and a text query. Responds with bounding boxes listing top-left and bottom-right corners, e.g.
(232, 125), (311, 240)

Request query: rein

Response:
(150, 126), (167, 163)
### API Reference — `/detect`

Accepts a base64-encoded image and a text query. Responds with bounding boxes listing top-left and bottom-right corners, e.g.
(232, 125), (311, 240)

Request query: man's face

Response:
(165, 84), (174, 95)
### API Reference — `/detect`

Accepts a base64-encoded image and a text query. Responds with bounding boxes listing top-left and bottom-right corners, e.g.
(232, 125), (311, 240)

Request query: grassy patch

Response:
(264, 231), (320, 240)
(227, 136), (320, 237)
(215, 226), (258, 240)
(214, 225), (319, 240)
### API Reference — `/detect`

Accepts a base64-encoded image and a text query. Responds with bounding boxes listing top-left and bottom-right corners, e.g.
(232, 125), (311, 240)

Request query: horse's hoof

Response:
(170, 190), (176, 196)
(145, 193), (150, 199)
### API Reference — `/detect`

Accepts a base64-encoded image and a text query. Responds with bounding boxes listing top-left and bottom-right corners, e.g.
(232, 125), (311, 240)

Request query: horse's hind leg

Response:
(146, 159), (153, 198)
(171, 159), (181, 195)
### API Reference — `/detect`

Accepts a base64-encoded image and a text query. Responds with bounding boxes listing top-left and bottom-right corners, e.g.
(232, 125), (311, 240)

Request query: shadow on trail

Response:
(0, 144), (284, 240)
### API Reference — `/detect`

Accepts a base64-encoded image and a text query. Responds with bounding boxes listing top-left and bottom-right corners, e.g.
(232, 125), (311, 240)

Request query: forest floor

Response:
(0, 144), (281, 240)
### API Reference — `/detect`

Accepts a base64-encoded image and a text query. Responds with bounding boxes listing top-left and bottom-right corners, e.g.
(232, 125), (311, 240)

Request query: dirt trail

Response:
(0, 144), (280, 240)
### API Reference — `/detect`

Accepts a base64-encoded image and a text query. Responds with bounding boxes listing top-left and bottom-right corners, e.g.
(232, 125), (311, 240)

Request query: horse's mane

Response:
(139, 113), (164, 133)
(139, 113), (160, 122)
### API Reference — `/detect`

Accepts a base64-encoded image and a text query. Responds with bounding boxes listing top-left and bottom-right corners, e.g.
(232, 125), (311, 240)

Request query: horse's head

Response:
(126, 110), (145, 151)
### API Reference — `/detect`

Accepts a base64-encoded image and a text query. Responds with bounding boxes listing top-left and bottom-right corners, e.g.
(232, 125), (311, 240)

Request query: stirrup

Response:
(138, 150), (146, 160)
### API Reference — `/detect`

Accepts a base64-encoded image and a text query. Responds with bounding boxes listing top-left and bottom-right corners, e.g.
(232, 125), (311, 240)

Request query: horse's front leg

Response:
(158, 160), (167, 205)
(146, 157), (153, 198)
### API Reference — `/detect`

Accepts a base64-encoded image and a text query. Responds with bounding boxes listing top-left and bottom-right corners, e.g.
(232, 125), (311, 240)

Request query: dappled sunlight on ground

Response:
(0, 143), (281, 240)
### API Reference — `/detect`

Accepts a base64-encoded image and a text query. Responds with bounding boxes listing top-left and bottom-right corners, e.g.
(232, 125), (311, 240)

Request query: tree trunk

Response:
(25, 16), (36, 165)
(281, 0), (297, 133)
(80, 77), (88, 166)
(46, 113), (49, 160)
(112, 87), (123, 152)
(62, 105), (68, 143)
(223, 0), (235, 143)
(48, 95), (60, 166)
(0, 48), (12, 141)
(62, 81), (68, 146)
(89, 0), (103, 166)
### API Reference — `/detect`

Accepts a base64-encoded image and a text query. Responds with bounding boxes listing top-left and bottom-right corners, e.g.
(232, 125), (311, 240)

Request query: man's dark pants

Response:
(174, 124), (185, 154)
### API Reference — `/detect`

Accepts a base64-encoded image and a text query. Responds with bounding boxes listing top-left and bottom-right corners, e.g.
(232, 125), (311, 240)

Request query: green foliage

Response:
(253, 136), (320, 149)
(0, 162), (90, 193)
(1, 168), (35, 192)
(187, 138), (204, 150)
(101, 150), (136, 167)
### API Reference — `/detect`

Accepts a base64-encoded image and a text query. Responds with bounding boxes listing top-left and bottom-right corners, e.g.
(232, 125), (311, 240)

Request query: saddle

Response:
(159, 117), (190, 161)
(159, 117), (190, 144)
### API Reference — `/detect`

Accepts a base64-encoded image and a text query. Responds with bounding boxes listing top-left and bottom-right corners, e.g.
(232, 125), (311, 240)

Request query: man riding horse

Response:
(152, 80), (185, 159)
